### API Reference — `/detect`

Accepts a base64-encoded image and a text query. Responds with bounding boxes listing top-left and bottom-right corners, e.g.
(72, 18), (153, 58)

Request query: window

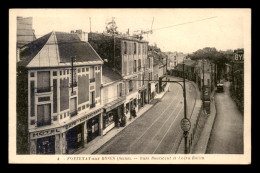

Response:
(37, 71), (50, 93)
(63, 70), (66, 75)
(53, 71), (57, 76)
(124, 42), (127, 54)
(133, 60), (137, 72)
(134, 43), (137, 54)
(90, 67), (95, 83)
(90, 91), (95, 108)
(30, 72), (34, 77)
(117, 83), (123, 97)
(129, 80), (133, 92)
(138, 59), (141, 71)
(138, 44), (141, 55)
(70, 97), (77, 117)
(82, 68), (85, 72)
(78, 68), (81, 73)
(86, 68), (89, 72)
(60, 71), (62, 76)
(37, 104), (51, 127)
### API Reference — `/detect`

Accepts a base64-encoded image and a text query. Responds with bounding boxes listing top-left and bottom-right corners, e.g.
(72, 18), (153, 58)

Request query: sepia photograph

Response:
(9, 8), (251, 164)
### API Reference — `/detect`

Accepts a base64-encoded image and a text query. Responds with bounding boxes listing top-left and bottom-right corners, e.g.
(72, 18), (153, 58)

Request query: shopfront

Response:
(138, 87), (147, 109)
(36, 135), (55, 154)
(87, 115), (100, 143)
(103, 97), (125, 135)
(66, 123), (84, 154)
(126, 98), (137, 119)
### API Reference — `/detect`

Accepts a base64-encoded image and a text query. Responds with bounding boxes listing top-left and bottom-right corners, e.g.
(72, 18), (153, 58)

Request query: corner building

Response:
(17, 31), (103, 154)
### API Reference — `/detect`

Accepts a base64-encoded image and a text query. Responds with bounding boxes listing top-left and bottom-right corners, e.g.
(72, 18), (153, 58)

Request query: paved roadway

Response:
(206, 82), (244, 154)
(94, 77), (197, 154)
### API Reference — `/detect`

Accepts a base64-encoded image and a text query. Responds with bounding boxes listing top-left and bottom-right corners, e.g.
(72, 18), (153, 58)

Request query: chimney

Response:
(17, 47), (20, 62)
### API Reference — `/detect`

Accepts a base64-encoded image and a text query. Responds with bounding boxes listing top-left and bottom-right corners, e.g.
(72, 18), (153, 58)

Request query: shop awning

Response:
(103, 96), (126, 112)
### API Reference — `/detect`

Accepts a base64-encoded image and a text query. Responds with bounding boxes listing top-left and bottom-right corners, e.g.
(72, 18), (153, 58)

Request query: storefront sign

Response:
(30, 128), (62, 139)
(64, 108), (103, 130)
(180, 118), (191, 132)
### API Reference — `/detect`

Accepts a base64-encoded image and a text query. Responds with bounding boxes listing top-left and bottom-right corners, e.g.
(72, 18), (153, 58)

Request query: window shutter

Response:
(122, 83), (125, 96)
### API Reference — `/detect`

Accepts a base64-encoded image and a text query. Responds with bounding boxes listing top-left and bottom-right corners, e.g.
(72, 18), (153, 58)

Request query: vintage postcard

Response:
(9, 8), (251, 164)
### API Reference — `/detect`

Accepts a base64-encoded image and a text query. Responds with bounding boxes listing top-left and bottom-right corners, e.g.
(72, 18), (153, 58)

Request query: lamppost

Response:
(124, 57), (190, 154)
(71, 56), (76, 93)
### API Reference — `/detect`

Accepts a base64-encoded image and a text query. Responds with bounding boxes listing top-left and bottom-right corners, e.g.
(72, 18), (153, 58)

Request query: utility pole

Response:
(183, 60), (188, 154)
(202, 58), (205, 109)
(89, 17), (91, 33)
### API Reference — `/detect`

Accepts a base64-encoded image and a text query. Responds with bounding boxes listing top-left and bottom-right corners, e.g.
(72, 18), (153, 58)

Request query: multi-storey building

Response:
(88, 32), (149, 118)
(101, 65), (125, 134)
(17, 31), (104, 154)
(17, 16), (36, 48)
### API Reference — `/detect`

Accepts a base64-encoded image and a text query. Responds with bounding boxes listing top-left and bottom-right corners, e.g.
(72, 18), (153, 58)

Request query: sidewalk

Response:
(75, 84), (170, 154)
(192, 89), (217, 154)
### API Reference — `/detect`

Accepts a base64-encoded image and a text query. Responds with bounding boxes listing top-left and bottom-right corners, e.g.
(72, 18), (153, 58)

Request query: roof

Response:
(102, 65), (122, 84)
(183, 60), (196, 66)
(148, 50), (165, 66)
(18, 31), (103, 68)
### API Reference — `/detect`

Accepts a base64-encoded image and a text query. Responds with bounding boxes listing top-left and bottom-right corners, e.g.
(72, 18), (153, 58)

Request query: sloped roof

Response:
(102, 65), (122, 84)
(18, 32), (52, 66)
(148, 50), (165, 66)
(18, 31), (103, 67)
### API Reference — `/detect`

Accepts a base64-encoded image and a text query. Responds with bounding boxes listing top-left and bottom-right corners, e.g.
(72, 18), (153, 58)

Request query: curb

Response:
(192, 88), (217, 154)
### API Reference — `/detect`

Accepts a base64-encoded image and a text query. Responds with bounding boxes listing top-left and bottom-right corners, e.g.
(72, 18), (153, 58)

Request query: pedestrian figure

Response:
(132, 105), (136, 118)
(120, 112), (126, 127)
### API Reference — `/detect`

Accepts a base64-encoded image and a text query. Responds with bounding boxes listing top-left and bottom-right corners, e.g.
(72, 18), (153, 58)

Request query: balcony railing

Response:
(37, 86), (51, 93)
(90, 103), (96, 109)
(70, 110), (77, 117)
(37, 120), (51, 127)
(90, 78), (95, 83)
(69, 82), (77, 88)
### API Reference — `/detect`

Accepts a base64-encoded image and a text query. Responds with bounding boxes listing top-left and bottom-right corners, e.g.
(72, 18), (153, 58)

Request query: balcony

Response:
(69, 82), (77, 88)
(90, 78), (95, 83)
(37, 86), (51, 93)
(90, 103), (96, 109)
(37, 120), (51, 127)
(70, 110), (77, 117)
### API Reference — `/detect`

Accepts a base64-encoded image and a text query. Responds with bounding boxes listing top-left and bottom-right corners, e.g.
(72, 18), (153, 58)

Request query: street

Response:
(206, 81), (244, 154)
(93, 77), (198, 154)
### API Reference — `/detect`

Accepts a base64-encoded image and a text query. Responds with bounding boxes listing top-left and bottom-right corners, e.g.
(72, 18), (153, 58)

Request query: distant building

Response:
(17, 16), (37, 62)
(17, 16), (36, 48)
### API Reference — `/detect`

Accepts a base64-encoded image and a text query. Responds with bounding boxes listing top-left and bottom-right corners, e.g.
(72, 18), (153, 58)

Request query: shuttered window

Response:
(37, 71), (50, 93)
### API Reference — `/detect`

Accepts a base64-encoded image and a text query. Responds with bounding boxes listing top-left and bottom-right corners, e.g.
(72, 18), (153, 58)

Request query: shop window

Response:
(37, 104), (51, 127)
(37, 136), (55, 154)
(103, 112), (114, 129)
(37, 71), (50, 93)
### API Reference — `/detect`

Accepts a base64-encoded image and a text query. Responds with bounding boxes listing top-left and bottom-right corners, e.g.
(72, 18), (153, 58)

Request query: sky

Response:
(13, 8), (250, 54)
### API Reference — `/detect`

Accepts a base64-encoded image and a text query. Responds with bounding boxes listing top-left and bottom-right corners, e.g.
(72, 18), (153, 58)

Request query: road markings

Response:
(125, 83), (181, 154)
(152, 107), (184, 154)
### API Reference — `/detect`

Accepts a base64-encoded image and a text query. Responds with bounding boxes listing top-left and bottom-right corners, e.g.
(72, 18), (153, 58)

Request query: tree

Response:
(105, 17), (119, 35)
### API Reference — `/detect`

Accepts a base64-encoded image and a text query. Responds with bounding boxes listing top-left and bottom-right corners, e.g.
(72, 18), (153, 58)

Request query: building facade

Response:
(17, 31), (104, 154)
(88, 32), (149, 119)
